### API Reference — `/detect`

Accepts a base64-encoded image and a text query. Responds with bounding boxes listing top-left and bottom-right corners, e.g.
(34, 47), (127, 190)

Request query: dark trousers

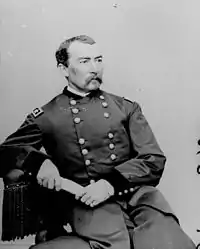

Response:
(31, 201), (131, 249)
(30, 187), (196, 249)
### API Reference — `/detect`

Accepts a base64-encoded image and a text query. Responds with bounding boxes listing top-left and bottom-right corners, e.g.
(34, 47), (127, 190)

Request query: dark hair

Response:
(55, 35), (96, 67)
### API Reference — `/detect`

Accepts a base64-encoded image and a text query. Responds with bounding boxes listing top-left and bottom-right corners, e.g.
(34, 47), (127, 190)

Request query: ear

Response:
(58, 64), (69, 77)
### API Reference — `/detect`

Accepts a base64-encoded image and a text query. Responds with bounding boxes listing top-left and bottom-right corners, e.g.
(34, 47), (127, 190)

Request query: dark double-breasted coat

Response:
(0, 87), (195, 249)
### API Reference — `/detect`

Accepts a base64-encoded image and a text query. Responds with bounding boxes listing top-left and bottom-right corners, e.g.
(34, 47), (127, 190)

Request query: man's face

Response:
(64, 41), (104, 92)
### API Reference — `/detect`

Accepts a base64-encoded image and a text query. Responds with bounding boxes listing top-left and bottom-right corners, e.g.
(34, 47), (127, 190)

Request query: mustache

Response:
(86, 75), (102, 84)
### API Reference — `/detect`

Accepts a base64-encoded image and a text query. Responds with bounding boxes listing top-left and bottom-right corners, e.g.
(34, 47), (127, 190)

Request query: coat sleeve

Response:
(104, 100), (166, 197)
(0, 112), (50, 179)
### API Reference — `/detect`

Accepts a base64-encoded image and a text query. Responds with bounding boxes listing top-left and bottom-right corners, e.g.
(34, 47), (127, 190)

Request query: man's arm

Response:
(0, 111), (85, 193)
(0, 112), (50, 179)
(104, 100), (166, 197)
(77, 100), (166, 207)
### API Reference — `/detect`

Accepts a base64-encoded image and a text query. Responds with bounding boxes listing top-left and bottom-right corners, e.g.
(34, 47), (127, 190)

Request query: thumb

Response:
(54, 176), (62, 191)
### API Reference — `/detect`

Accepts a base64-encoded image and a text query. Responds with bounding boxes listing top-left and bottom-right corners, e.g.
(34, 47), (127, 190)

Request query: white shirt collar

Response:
(67, 85), (90, 97)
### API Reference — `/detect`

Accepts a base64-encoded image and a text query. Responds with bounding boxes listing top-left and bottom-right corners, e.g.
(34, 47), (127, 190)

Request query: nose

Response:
(89, 60), (98, 73)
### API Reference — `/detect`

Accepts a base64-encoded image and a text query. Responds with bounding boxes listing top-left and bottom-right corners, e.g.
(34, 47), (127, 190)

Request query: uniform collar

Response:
(63, 86), (102, 99)
(67, 85), (90, 97)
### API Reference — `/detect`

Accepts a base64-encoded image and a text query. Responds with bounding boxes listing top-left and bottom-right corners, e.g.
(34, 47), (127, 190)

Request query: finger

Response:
(54, 177), (62, 191)
(75, 191), (85, 200)
(37, 176), (43, 186)
(75, 187), (86, 200)
(81, 193), (92, 203)
(37, 169), (46, 179)
(90, 200), (99, 207)
(37, 171), (44, 185)
(42, 178), (49, 188)
(47, 177), (54, 189)
(85, 197), (94, 206)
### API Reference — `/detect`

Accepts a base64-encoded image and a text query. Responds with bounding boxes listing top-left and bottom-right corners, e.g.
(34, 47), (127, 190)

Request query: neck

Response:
(67, 85), (90, 97)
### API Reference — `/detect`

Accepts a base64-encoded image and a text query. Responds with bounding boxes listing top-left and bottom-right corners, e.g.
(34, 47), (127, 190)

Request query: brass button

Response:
(124, 190), (128, 194)
(130, 188), (134, 192)
(108, 133), (114, 139)
(102, 102), (108, 108)
(104, 112), (110, 118)
(118, 192), (122, 196)
(99, 95), (105, 100)
(110, 154), (117, 160)
(72, 108), (79, 114)
(82, 149), (88, 155)
(70, 100), (76, 105)
(79, 138), (85, 145)
(28, 172), (32, 176)
(85, 159), (91, 166)
(109, 143), (115, 150)
(74, 117), (81, 124)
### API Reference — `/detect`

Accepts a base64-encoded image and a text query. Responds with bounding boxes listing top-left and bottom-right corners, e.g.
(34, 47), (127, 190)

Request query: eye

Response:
(80, 60), (89, 64)
(96, 58), (103, 63)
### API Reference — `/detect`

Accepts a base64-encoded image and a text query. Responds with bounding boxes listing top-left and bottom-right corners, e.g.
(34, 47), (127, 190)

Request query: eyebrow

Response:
(78, 55), (103, 60)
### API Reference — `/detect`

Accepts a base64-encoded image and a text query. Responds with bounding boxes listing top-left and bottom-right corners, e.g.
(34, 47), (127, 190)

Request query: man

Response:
(0, 35), (195, 249)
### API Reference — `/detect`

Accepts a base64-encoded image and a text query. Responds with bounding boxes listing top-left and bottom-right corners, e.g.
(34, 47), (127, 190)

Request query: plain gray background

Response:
(0, 0), (200, 245)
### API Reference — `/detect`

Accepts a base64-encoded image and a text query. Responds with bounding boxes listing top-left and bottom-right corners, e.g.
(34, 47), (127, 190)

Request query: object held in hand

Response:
(60, 177), (84, 195)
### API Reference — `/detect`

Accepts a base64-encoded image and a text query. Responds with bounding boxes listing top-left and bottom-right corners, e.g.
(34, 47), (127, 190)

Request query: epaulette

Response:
(32, 107), (44, 118)
(123, 96), (133, 103)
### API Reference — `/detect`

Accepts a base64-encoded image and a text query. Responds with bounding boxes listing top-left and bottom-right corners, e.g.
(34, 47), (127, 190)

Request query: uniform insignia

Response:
(32, 107), (44, 118)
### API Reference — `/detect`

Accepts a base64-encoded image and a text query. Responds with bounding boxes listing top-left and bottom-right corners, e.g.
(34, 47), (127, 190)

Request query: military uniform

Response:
(0, 87), (195, 249)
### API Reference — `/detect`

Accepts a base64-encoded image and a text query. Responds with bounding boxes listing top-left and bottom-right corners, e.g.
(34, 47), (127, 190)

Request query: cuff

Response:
(103, 169), (131, 198)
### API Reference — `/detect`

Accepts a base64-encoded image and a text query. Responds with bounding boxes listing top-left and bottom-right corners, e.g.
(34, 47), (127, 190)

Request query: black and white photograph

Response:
(0, 0), (199, 248)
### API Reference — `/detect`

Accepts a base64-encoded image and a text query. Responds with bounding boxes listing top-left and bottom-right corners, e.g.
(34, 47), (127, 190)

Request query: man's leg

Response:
(126, 187), (196, 249)
(34, 200), (131, 249)
(71, 201), (131, 249)
(129, 205), (195, 249)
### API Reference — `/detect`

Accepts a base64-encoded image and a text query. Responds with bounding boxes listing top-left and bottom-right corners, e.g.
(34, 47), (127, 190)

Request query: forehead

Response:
(68, 41), (101, 59)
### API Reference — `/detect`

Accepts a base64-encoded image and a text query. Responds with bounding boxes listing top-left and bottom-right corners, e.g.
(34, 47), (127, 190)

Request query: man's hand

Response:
(75, 179), (114, 207)
(37, 159), (61, 191)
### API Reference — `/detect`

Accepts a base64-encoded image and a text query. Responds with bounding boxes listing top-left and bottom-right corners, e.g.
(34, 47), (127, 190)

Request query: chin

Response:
(88, 81), (101, 90)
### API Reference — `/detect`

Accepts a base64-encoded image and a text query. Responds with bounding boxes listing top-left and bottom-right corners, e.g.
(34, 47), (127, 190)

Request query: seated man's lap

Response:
(32, 201), (131, 249)
(32, 186), (196, 249)
(70, 201), (130, 249)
